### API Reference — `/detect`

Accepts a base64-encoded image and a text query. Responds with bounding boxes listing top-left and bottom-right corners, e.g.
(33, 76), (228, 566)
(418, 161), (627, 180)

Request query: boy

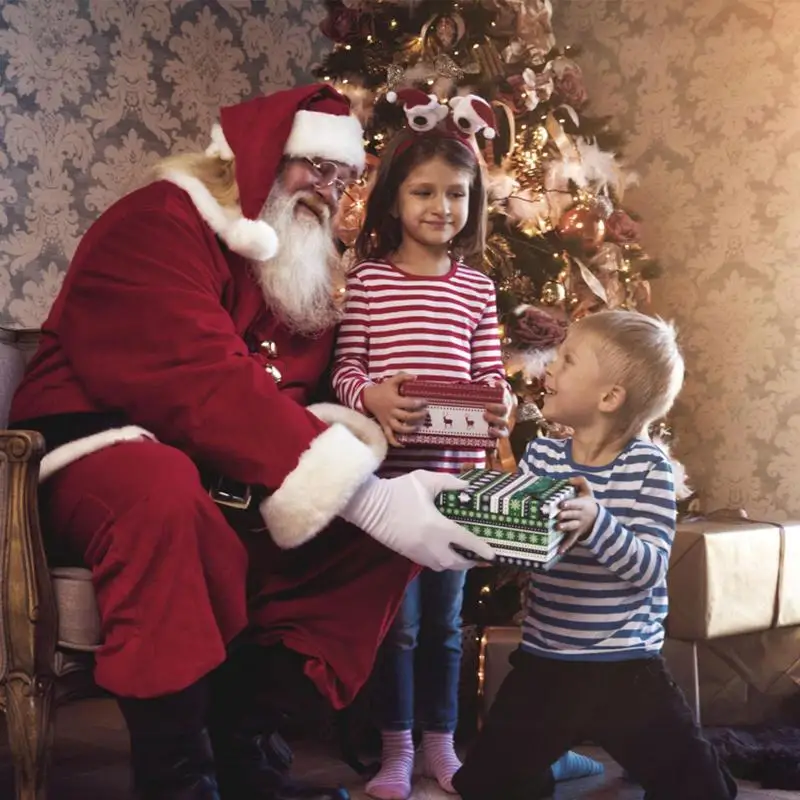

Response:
(452, 311), (737, 799)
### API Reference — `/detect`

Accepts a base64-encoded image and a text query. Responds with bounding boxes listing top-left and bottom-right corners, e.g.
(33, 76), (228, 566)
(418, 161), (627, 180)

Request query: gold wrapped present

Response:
(666, 515), (800, 641)
(663, 628), (800, 726)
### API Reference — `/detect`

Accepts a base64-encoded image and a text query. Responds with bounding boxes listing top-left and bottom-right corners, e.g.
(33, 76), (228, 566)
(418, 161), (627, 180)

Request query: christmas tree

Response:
(316, 0), (661, 444)
(315, 0), (670, 628)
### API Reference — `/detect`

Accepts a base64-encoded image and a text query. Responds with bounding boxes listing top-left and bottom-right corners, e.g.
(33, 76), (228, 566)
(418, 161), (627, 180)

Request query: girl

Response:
(332, 112), (602, 800)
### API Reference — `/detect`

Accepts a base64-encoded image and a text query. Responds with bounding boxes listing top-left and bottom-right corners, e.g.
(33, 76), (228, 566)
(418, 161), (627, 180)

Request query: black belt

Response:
(11, 411), (127, 450)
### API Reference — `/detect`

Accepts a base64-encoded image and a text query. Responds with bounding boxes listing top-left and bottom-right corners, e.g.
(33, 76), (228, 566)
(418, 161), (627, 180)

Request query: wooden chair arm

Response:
(0, 429), (59, 800)
(0, 429), (57, 689)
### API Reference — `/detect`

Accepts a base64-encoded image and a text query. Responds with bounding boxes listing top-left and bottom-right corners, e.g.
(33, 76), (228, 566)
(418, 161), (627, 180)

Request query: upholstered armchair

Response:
(0, 327), (102, 800)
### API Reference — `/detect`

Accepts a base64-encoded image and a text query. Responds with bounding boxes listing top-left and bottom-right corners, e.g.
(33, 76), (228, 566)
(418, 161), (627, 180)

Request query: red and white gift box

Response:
(396, 381), (503, 449)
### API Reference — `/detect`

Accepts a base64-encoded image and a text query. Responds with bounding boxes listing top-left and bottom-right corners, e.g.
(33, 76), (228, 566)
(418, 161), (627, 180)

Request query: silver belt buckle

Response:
(208, 476), (252, 510)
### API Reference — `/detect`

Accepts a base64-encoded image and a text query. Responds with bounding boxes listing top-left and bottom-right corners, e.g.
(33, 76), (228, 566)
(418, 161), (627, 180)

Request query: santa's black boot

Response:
(117, 679), (221, 799)
(209, 642), (349, 800)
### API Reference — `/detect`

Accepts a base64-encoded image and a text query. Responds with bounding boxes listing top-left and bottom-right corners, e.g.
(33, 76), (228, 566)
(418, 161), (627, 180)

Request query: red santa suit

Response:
(10, 84), (418, 709)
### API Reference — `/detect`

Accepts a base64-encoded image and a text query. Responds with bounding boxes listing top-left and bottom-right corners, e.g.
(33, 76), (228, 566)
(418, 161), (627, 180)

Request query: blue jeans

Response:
(377, 568), (466, 733)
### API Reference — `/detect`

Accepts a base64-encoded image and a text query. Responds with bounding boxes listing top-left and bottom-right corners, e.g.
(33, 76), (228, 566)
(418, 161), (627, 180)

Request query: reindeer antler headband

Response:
(386, 88), (497, 160)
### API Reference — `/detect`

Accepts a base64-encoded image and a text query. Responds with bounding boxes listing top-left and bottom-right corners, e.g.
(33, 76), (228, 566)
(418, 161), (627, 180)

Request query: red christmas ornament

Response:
(556, 206), (605, 253)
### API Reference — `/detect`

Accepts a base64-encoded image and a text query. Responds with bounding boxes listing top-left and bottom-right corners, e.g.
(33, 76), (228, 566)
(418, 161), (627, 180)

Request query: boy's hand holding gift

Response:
(557, 476), (600, 553)
(362, 372), (428, 448)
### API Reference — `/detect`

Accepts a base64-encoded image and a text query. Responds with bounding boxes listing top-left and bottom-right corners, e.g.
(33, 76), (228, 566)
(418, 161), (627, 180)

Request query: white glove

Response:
(341, 470), (496, 571)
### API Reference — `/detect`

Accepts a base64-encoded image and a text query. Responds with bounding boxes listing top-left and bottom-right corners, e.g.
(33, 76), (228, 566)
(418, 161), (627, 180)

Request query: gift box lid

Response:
(667, 516), (800, 640)
(399, 380), (504, 405)
(443, 468), (574, 520)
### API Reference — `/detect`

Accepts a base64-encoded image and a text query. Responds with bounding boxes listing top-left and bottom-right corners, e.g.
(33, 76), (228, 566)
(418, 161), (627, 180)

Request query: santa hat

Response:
(165, 84), (365, 261)
(448, 94), (496, 139)
(386, 88), (449, 132)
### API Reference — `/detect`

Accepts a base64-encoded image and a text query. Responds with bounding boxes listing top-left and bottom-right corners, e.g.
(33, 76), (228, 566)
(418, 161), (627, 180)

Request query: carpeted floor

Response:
(2, 699), (800, 799)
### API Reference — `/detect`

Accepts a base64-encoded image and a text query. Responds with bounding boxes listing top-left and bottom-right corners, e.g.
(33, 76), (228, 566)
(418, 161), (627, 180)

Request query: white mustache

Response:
(293, 193), (331, 222)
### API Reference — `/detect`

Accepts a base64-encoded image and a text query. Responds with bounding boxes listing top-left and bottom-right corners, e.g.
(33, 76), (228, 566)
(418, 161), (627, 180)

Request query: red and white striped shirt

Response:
(331, 258), (505, 477)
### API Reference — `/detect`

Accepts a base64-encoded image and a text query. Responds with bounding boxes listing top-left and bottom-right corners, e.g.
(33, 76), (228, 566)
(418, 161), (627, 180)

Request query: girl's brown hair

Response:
(355, 130), (487, 262)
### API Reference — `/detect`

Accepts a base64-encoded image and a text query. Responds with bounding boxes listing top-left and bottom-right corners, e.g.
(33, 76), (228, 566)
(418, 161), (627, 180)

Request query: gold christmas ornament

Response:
(540, 280), (566, 306)
(531, 125), (549, 149)
(508, 125), (549, 193)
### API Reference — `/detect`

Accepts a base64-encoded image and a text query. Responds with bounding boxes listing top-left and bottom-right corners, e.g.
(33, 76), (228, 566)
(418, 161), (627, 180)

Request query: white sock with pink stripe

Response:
(421, 730), (461, 794)
(365, 729), (415, 800)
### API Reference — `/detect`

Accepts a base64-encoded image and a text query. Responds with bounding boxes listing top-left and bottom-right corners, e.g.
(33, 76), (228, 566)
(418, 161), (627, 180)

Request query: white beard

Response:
(254, 188), (342, 336)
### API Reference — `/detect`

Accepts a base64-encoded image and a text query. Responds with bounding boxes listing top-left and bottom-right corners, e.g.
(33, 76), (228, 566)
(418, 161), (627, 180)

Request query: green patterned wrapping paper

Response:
(436, 468), (576, 569)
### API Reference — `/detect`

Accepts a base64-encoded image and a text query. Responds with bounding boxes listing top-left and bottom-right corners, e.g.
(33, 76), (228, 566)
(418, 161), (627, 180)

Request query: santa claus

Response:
(10, 84), (496, 800)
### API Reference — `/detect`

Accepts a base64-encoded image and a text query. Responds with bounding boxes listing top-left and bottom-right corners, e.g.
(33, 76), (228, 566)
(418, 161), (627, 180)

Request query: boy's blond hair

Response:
(573, 310), (685, 438)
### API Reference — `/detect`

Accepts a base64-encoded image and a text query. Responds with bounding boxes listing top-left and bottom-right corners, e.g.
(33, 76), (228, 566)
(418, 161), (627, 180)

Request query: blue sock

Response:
(551, 750), (604, 782)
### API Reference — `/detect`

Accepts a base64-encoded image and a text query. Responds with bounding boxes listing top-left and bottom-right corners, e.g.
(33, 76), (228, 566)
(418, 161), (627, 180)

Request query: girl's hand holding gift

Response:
(484, 383), (517, 439)
(363, 372), (428, 448)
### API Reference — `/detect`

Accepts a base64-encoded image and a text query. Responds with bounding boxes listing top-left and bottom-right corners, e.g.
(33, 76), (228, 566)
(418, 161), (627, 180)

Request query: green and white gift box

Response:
(436, 468), (576, 569)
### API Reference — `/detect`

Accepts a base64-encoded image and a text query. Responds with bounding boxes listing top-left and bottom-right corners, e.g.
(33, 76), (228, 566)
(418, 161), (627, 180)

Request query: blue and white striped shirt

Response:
(520, 437), (676, 661)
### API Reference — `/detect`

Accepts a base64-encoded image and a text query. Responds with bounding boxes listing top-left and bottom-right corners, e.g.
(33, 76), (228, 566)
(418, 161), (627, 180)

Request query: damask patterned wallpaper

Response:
(0, 0), (327, 327)
(2, 0), (798, 518)
(554, 0), (800, 519)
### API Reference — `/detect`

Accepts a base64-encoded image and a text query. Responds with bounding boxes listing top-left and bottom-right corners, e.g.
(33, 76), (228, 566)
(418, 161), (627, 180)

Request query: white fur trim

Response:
(261, 422), (383, 550)
(504, 346), (557, 382)
(306, 402), (387, 462)
(39, 426), (157, 483)
(162, 170), (278, 260)
(205, 123), (234, 161)
(224, 217), (279, 261)
(284, 110), (366, 172)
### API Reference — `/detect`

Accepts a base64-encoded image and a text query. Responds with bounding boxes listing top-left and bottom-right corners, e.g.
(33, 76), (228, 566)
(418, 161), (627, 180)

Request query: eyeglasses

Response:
(301, 157), (357, 193)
